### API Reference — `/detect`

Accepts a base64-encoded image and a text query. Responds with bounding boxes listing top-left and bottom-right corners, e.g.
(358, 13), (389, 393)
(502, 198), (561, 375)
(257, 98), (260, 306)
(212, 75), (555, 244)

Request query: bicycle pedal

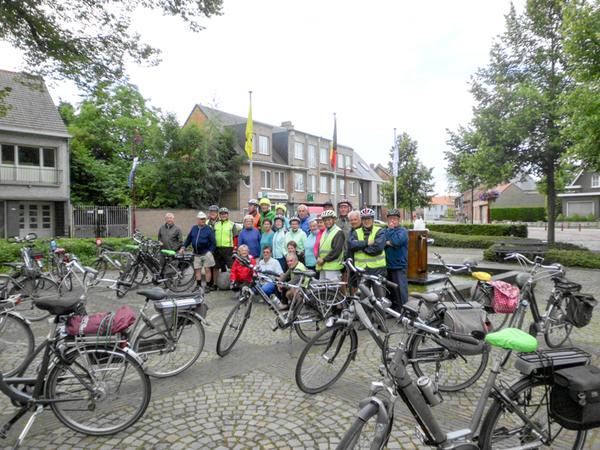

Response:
(414, 425), (426, 444)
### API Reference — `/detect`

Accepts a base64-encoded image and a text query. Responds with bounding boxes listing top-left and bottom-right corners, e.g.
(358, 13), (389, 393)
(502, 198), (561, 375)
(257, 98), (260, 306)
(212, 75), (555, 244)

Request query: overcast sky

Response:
(1, 0), (525, 195)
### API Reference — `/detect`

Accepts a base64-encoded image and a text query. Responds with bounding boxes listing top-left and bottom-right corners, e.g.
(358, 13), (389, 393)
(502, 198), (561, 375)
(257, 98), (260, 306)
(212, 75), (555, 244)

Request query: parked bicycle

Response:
(335, 305), (592, 449)
(0, 296), (35, 378)
(0, 296), (151, 448)
(89, 241), (135, 281)
(216, 254), (344, 357)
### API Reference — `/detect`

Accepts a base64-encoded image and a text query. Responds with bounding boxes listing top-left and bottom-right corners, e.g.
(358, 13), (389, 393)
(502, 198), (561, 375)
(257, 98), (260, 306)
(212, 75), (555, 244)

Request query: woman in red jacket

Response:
(230, 245), (256, 292)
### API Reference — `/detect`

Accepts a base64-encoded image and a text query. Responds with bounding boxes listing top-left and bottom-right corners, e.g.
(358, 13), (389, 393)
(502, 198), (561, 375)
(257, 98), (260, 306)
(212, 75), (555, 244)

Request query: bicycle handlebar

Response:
(505, 253), (563, 271)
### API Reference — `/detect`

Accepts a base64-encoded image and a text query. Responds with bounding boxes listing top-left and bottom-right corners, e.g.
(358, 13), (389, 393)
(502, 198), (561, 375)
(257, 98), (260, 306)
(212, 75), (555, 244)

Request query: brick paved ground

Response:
(1, 247), (600, 449)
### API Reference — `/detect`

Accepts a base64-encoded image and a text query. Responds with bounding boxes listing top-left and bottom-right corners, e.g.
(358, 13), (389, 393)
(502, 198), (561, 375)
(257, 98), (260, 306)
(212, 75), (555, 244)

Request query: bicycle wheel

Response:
(132, 312), (205, 378)
(0, 313), (35, 377)
(478, 377), (587, 449)
(165, 260), (195, 292)
(292, 301), (328, 344)
(216, 299), (252, 357)
(60, 271), (73, 292)
(335, 402), (392, 450)
(544, 300), (573, 348)
(90, 258), (108, 281)
(117, 264), (141, 298)
(10, 276), (58, 321)
(47, 256), (60, 281)
(295, 324), (357, 394)
(470, 282), (509, 331)
(408, 323), (489, 392)
(46, 347), (151, 436)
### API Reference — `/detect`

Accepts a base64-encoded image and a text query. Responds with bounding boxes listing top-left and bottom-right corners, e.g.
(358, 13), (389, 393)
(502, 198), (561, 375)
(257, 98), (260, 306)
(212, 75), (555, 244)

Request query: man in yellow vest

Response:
(212, 207), (239, 291)
(316, 210), (345, 280)
(348, 207), (387, 298)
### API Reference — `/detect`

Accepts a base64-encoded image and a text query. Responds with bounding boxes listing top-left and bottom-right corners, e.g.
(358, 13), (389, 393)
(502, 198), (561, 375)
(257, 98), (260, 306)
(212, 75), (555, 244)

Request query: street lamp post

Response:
(131, 130), (142, 231)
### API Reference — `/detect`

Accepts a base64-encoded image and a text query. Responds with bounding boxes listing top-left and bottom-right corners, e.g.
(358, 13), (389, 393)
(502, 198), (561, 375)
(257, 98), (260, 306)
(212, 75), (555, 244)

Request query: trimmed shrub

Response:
(564, 216), (573, 222)
(579, 216), (588, 222)
(588, 213), (596, 221)
(403, 223), (527, 238)
(572, 213), (580, 221)
(556, 213), (564, 221)
(428, 231), (499, 249)
(490, 207), (546, 222)
(483, 243), (600, 269)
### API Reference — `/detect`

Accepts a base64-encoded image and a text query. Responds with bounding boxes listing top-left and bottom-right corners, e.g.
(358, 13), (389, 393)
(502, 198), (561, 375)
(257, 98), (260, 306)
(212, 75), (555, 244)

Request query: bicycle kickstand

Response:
(14, 405), (43, 450)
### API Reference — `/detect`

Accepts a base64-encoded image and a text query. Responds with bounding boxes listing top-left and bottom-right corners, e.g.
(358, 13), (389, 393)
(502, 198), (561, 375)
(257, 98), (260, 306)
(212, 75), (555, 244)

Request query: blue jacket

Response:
(182, 225), (216, 255)
(385, 226), (409, 269)
(299, 215), (311, 236)
(238, 228), (262, 258)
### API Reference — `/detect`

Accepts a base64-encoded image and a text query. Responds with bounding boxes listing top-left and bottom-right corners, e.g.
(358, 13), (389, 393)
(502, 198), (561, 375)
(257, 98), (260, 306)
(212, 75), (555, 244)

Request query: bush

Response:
(564, 216), (573, 222)
(404, 223), (527, 237)
(579, 216), (588, 222)
(556, 213), (564, 221)
(483, 243), (600, 269)
(572, 213), (580, 221)
(490, 207), (546, 222)
(588, 213), (596, 221)
(428, 231), (498, 249)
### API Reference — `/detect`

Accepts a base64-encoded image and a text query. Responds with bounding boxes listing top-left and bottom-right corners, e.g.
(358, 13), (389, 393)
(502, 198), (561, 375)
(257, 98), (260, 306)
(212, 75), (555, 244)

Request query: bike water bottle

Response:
(416, 376), (443, 406)
(51, 239), (57, 251)
(270, 294), (283, 309)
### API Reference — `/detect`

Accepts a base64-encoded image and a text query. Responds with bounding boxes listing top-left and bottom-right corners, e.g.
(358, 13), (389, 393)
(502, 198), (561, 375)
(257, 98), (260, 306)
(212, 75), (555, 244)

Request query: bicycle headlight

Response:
(379, 297), (392, 309)
(325, 317), (336, 328)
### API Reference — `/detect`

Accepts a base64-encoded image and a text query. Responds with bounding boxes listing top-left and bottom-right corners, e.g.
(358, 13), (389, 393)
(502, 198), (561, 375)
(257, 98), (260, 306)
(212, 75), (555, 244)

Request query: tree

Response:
(380, 132), (435, 218)
(0, 0), (223, 115)
(447, 0), (571, 243)
(562, 0), (600, 172)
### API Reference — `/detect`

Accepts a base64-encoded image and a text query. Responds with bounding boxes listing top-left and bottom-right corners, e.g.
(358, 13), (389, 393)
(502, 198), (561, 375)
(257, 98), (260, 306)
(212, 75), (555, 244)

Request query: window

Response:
(252, 133), (257, 153)
(337, 154), (343, 170)
(274, 171), (285, 190)
(592, 175), (600, 188)
(294, 173), (304, 192)
(320, 176), (328, 194)
(349, 181), (356, 196)
(242, 175), (251, 188)
(308, 174), (317, 193)
(43, 148), (56, 168)
(340, 180), (345, 196)
(359, 161), (370, 172)
(18, 146), (40, 166)
(295, 142), (304, 160)
(346, 155), (351, 169)
(320, 148), (328, 164)
(308, 145), (316, 168)
(1, 145), (15, 164)
(261, 170), (272, 190)
(259, 135), (269, 155)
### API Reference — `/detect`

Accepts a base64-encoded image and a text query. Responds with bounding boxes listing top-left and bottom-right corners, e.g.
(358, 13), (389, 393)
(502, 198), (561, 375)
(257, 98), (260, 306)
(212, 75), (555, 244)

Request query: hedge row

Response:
(490, 207), (546, 222)
(482, 245), (600, 269)
(427, 231), (498, 249)
(405, 223), (527, 238)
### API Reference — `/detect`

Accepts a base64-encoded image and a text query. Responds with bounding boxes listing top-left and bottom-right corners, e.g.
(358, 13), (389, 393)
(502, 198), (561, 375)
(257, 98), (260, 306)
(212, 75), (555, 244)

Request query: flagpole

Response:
(248, 91), (253, 204)
(394, 128), (397, 210)
(333, 113), (337, 209)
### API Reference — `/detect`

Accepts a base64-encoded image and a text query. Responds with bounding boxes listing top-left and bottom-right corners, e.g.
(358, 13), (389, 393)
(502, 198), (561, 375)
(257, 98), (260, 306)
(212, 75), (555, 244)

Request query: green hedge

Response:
(404, 223), (527, 237)
(490, 207), (546, 222)
(483, 244), (600, 269)
(0, 237), (134, 271)
(428, 231), (498, 249)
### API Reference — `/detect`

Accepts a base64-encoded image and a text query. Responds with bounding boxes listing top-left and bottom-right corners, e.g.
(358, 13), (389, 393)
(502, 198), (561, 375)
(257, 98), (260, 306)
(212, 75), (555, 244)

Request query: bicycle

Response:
(2, 267), (60, 323)
(88, 242), (135, 281)
(335, 305), (591, 450)
(409, 251), (509, 331)
(0, 296), (151, 448)
(0, 296), (35, 378)
(216, 254), (345, 357)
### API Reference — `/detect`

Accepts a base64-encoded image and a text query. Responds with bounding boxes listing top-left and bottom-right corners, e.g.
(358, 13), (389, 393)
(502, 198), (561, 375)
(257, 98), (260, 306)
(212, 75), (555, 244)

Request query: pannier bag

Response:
(551, 365), (600, 430)
(566, 293), (598, 328)
(66, 306), (136, 336)
(437, 301), (491, 356)
(487, 280), (519, 314)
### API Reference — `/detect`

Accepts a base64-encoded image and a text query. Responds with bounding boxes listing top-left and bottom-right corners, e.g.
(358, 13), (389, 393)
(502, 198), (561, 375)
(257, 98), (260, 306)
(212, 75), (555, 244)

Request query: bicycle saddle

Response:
(137, 288), (167, 301)
(35, 297), (83, 316)
(53, 248), (66, 254)
(293, 269), (316, 278)
(409, 292), (441, 303)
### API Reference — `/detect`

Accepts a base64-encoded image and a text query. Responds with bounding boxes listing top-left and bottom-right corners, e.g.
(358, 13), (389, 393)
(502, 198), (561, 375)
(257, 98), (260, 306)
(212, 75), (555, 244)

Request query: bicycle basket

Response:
(487, 280), (519, 314)
(566, 293), (598, 328)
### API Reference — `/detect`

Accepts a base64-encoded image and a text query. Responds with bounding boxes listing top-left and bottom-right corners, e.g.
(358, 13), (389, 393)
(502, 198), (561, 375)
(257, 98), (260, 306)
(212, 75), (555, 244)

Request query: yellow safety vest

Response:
(317, 227), (344, 271)
(354, 226), (386, 269)
(214, 220), (235, 248)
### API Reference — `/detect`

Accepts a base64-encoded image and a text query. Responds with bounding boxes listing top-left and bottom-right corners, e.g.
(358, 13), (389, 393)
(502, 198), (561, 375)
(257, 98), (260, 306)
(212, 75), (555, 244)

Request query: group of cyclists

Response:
(169, 197), (409, 312)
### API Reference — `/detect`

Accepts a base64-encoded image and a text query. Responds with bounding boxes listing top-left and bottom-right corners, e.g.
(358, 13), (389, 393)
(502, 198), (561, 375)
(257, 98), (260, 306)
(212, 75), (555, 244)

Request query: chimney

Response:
(370, 163), (375, 169)
(281, 121), (294, 131)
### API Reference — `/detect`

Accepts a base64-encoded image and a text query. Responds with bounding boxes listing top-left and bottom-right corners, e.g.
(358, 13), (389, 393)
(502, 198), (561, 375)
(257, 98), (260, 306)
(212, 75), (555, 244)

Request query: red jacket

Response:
(230, 255), (256, 283)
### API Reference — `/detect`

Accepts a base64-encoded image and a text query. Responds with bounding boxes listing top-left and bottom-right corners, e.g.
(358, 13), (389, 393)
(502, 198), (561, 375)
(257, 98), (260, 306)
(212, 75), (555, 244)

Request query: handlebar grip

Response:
(118, 280), (133, 288)
(358, 284), (372, 299)
(448, 331), (481, 346)
(386, 279), (399, 289)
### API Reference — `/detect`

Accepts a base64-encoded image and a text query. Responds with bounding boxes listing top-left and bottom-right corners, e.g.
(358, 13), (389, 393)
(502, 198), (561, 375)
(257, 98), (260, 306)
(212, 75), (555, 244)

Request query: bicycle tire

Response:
(478, 377), (587, 449)
(295, 324), (357, 394)
(10, 276), (59, 321)
(470, 282), (509, 331)
(46, 347), (151, 436)
(408, 321), (488, 392)
(132, 312), (205, 378)
(0, 313), (35, 377)
(164, 260), (195, 292)
(216, 298), (252, 357)
(90, 258), (108, 281)
(335, 402), (392, 450)
(47, 256), (59, 281)
(60, 271), (73, 292)
(292, 301), (329, 344)
(117, 264), (139, 298)
(544, 299), (573, 348)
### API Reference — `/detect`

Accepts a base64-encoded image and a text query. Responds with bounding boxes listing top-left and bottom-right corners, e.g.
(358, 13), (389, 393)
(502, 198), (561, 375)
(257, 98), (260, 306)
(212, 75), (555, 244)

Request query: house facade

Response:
(558, 170), (600, 219)
(185, 105), (385, 220)
(0, 70), (71, 239)
(423, 196), (454, 221)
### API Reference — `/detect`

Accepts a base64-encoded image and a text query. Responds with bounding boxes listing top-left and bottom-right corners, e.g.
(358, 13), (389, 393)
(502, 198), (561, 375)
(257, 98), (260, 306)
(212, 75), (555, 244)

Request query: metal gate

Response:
(72, 206), (131, 238)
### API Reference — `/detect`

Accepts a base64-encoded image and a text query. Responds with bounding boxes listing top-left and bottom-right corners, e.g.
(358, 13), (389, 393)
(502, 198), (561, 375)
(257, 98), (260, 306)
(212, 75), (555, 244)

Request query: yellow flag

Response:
(245, 100), (253, 159)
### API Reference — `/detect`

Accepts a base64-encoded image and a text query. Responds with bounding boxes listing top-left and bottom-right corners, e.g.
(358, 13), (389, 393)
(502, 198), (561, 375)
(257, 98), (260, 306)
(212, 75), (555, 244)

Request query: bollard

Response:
(545, 222), (547, 231)
(561, 223), (564, 231)
(579, 223), (581, 232)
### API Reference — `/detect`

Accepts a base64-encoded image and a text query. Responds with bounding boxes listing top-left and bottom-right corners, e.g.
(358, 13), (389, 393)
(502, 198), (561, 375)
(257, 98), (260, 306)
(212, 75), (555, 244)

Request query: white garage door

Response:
(566, 201), (594, 217)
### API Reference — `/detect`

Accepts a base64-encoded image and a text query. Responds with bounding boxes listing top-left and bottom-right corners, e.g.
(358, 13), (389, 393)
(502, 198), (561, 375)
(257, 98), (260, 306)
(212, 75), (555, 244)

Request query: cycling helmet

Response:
(360, 208), (375, 219)
(316, 214), (323, 220)
(219, 207), (229, 214)
(273, 214), (285, 224)
(209, 205), (219, 211)
(275, 203), (287, 214)
(259, 198), (271, 206)
(289, 216), (301, 224)
(248, 198), (260, 206)
(321, 210), (337, 219)
(387, 208), (401, 218)
(338, 198), (353, 208)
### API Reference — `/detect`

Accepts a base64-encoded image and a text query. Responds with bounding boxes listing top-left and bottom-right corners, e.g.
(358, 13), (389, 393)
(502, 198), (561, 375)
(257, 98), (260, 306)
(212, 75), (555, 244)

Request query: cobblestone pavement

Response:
(1, 248), (600, 449)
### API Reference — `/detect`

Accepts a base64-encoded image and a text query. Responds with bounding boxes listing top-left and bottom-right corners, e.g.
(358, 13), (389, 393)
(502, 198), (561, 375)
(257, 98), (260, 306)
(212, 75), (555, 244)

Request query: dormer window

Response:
(592, 174), (599, 188)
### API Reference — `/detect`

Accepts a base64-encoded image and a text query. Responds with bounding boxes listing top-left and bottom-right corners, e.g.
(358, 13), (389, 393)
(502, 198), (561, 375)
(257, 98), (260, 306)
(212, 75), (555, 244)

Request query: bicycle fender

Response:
(1, 310), (31, 326)
(357, 397), (390, 447)
(50, 344), (148, 373)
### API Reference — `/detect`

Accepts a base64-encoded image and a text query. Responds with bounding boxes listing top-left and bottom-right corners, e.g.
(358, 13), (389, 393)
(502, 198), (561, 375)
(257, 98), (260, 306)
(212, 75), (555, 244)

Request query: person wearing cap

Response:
(284, 217), (307, 264)
(271, 215), (288, 270)
(207, 205), (219, 229)
(180, 212), (216, 292)
(336, 199), (353, 242)
(296, 204), (311, 236)
(274, 204), (290, 230)
(259, 198), (276, 231)
(323, 200), (335, 212)
(212, 207), (239, 289)
(247, 199), (261, 230)
(238, 214), (261, 258)
(316, 210), (345, 280)
(385, 209), (409, 310)
(157, 213), (183, 252)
